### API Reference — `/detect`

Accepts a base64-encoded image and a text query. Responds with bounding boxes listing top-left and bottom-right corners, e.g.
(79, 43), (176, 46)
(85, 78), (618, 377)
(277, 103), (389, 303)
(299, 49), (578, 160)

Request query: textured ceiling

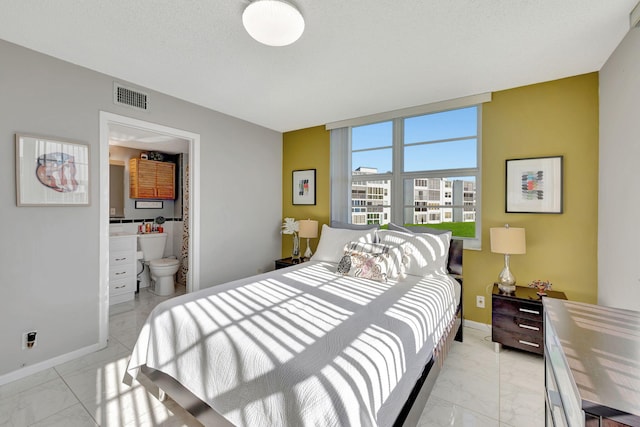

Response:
(0, 1), (636, 132)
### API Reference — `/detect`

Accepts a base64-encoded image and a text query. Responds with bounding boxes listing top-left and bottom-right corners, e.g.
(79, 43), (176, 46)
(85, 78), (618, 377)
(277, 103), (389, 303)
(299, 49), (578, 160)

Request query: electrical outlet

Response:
(22, 331), (37, 349)
(476, 295), (485, 308)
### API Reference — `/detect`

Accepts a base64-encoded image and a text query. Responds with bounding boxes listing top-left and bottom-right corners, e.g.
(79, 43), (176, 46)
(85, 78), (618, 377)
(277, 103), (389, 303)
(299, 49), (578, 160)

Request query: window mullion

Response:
(392, 118), (404, 224)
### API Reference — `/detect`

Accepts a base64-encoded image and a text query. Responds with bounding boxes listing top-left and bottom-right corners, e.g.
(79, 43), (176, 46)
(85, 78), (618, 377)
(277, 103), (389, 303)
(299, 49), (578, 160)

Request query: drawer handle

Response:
(115, 284), (126, 289)
(115, 271), (127, 276)
(115, 257), (127, 261)
(519, 308), (540, 315)
(518, 323), (540, 331)
(518, 339), (540, 348)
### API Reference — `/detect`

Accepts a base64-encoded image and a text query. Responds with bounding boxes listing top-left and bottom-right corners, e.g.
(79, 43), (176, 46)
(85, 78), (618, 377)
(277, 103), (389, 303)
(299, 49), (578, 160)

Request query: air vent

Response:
(113, 83), (149, 111)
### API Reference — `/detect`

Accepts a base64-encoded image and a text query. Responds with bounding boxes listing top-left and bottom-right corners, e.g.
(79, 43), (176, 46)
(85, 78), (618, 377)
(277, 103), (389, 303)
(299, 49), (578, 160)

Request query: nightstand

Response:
(274, 257), (305, 270)
(492, 284), (566, 355)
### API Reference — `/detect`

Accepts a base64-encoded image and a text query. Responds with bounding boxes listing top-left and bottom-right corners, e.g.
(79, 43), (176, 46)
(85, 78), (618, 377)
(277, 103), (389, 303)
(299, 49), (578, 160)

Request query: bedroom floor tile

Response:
(1, 289), (544, 427)
(421, 326), (545, 427)
(418, 396), (499, 427)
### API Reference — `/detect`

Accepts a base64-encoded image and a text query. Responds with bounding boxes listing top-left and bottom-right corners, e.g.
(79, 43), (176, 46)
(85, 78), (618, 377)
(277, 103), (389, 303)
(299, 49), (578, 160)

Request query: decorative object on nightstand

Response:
(490, 224), (526, 294)
(298, 219), (318, 260)
(281, 217), (300, 260)
(491, 284), (566, 355)
(528, 279), (552, 296)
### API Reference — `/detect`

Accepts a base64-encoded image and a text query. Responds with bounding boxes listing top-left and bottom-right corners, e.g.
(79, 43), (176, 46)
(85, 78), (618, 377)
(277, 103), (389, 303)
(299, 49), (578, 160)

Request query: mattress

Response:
(126, 261), (460, 427)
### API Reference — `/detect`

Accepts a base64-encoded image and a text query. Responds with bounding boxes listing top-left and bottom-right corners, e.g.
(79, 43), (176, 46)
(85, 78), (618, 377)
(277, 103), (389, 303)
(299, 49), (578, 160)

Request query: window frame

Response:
(328, 94), (489, 250)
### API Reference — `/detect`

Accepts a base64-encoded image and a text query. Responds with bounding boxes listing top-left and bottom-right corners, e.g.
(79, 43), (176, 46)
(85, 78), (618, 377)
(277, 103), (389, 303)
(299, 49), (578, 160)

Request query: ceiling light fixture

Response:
(242, 0), (305, 47)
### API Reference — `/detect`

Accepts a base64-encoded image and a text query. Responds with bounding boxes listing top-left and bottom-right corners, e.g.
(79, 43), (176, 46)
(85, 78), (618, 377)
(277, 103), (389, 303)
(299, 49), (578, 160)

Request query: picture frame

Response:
(15, 133), (90, 206)
(135, 201), (163, 209)
(292, 169), (316, 205)
(505, 156), (563, 214)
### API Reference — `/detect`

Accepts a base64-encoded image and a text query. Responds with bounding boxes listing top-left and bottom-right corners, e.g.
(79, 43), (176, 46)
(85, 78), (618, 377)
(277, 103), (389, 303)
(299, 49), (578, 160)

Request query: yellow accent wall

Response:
(282, 73), (599, 324)
(282, 126), (330, 258)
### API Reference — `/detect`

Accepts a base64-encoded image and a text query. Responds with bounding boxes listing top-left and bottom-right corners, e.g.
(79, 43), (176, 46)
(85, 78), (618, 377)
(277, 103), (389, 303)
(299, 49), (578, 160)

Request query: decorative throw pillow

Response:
(344, 241), (391, 254)
(347, 252), (389, 282)
(336, 254), (352, 274)
(337, 241), (406, 281)
(345, 241), (406, 279)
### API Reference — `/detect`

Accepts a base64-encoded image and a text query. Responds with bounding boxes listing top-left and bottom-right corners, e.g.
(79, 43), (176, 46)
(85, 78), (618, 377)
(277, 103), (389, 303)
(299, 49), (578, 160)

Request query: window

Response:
(330, 102), (482, 248)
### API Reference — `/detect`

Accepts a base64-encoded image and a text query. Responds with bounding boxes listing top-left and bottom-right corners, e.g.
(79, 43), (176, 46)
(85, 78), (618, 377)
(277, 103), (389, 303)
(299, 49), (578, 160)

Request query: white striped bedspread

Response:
(126, 261), (460, 427)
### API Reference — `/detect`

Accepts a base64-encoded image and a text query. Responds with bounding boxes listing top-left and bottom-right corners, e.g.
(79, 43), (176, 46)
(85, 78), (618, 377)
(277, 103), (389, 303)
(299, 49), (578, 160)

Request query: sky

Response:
(352, 106), (477, 173)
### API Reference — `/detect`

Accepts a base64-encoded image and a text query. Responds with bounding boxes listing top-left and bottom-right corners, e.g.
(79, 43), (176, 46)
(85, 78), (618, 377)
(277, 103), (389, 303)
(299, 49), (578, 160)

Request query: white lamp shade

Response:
(490, 227), (526, 255)
(242, 0), (305, 47)
(298, 219), (318, 239)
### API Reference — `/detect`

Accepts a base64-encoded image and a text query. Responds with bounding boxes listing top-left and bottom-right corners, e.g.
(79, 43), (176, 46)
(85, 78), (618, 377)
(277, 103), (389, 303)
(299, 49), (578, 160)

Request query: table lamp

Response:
(298, 219), (318, 260)
(490, 225), (526, 293)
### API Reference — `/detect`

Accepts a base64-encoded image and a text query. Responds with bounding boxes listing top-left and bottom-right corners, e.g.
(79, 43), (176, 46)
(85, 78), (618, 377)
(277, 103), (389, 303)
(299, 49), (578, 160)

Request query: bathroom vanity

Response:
(109, 234), (138, 305)
(544, 298), (640, 426)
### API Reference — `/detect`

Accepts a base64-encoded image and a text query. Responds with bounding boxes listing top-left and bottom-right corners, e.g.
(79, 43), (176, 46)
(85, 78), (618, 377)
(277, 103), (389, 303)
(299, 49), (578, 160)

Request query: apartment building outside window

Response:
(329, 95), (488, 248)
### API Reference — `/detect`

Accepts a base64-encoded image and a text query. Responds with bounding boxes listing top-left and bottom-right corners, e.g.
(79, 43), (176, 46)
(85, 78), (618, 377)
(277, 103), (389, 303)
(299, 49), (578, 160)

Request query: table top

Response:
(544, 298), (640, 419)
(492, 284), (566, 302)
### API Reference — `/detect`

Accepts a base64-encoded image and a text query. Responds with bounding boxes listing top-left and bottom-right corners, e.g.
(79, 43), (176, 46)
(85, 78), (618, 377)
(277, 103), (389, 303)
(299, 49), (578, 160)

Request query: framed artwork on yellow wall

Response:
(506, 156), (563, 213)
(292, 169), (316, 205)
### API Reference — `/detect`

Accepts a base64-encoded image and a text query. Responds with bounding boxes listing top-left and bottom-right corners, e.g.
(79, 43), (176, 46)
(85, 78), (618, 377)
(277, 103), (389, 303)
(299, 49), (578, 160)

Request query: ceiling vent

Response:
(113, 83), (149, 111)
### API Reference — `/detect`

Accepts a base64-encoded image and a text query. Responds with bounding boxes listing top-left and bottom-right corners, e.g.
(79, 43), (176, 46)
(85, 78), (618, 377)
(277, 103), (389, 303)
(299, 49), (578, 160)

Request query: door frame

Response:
(98, 111), (201, 346)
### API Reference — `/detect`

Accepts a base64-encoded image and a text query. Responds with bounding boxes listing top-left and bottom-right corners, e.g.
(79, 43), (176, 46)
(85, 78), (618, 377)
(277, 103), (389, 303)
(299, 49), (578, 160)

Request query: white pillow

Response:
(311, 224), (374, 263)
(377, 229), (451, 276)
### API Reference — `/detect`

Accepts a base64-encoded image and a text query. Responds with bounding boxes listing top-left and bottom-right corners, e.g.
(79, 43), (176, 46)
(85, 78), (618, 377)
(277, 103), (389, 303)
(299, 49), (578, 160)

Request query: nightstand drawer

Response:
(492, 327), (543, 354)
(493, 297), (543, 321)
(492, 313), (543, 337)
(492, 284), (566, 355)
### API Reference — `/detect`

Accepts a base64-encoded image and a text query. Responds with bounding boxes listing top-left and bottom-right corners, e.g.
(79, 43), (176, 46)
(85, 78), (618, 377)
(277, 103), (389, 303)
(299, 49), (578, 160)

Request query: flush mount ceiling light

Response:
(242, 0), (305, 47)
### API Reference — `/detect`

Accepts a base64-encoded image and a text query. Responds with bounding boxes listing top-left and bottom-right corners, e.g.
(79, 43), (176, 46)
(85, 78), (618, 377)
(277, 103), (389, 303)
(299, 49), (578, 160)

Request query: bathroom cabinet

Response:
(109, 234), (137, 305)
(129, 158), (175, 200)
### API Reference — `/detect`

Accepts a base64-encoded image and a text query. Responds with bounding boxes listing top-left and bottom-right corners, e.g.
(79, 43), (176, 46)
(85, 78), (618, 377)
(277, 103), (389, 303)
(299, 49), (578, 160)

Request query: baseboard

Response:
(0, 341), (106, 386)
(463, 319), (491, 332)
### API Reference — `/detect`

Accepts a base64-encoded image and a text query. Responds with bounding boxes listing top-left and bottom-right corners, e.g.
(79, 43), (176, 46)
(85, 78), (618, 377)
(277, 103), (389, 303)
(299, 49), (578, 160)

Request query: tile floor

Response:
(0, 287), (545, 426)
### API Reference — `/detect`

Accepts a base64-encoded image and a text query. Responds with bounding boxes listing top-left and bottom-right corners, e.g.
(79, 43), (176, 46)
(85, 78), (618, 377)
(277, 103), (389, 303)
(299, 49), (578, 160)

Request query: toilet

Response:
(138, 233), (180, 296)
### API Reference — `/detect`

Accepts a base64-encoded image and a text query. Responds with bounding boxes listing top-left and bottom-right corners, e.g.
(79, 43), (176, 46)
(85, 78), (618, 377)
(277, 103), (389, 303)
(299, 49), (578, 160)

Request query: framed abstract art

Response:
(505, 156), (563, 214)
(292, 169), (316, 205)
(15, 133), (90, 206)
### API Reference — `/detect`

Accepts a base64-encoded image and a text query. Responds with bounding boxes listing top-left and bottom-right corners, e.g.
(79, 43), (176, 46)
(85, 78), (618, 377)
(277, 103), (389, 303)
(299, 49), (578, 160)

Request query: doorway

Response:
(98, 112), (200, 346)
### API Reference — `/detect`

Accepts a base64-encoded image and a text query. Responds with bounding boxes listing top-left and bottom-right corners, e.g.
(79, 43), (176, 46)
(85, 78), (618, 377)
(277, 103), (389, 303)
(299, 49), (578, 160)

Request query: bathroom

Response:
(108, 124), (189, 301)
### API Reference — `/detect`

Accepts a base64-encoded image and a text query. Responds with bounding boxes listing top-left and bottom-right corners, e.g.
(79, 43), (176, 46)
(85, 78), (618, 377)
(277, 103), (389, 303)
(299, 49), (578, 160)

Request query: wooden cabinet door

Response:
(155, 162), (175, 199)
(129, 159), (175, 199)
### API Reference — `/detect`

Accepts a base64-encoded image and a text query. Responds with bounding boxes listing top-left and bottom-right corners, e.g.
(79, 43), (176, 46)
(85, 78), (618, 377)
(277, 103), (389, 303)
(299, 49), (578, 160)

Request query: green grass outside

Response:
(380, 222), (476, 238)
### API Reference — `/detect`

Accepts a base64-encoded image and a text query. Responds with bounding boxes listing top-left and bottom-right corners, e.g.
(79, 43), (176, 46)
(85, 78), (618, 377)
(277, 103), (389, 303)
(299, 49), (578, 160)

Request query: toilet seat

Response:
(150, 258), (179, 268)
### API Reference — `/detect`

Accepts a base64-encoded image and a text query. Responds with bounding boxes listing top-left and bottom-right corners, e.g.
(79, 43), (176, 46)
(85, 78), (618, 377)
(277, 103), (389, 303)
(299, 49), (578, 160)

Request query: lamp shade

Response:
(490, 227), (526, 255)
(298, 219), (318, 239)
(242, 0), (305, 47)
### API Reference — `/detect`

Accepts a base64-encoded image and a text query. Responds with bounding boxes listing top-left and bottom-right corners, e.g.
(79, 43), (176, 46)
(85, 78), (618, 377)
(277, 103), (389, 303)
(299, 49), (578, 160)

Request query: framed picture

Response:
(15, 133), (90, 206)
(135, 201), (163, 209)
(292, 169), (316, 205)
(506, 156), (563, 213)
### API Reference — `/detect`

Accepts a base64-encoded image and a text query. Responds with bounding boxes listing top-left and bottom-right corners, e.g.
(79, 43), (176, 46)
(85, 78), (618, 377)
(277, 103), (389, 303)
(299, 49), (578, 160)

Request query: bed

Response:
(125, 226), (463, 427)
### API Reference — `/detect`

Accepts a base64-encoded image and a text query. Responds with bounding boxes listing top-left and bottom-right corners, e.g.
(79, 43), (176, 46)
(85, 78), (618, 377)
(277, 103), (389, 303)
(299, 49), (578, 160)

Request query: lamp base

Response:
(497, 257), (516, 294)
(497, 283), (516, 294)
(303, 239), (313, 260)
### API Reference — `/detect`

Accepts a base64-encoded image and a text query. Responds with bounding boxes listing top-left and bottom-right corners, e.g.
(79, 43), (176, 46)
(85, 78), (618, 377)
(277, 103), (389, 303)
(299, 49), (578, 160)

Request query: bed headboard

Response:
(447, 239), (463, 277)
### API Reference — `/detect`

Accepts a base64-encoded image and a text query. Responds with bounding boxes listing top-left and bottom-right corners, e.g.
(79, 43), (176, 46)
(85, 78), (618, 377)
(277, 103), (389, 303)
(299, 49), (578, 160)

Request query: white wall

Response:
(0, 39), (282, 380)
(599, 28), (640, 311)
